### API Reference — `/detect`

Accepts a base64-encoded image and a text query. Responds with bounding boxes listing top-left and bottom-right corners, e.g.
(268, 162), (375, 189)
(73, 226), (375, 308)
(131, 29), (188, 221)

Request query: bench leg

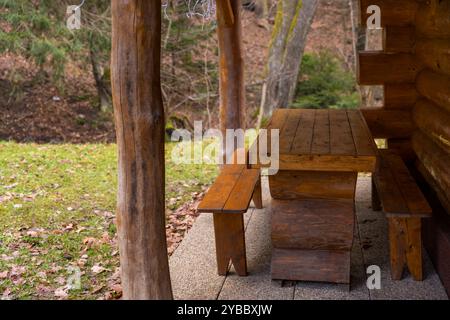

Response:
(371, 178), (382, 211)
(213, 213), (247, 276)
(252, 177), (263, 209)
(388, 217), (423, 281)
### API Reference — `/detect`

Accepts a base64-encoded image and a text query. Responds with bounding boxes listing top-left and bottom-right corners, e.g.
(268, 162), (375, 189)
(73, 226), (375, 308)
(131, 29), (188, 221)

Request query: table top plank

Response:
(267, 109), (289, 155)
(311, 109), (331, 155)
(291, 110), (315, 154)
(329, 109), (356, 156)
(279, 110), (302, 154)
(250, 109), (378, 172)
(347, 110), (378, 157)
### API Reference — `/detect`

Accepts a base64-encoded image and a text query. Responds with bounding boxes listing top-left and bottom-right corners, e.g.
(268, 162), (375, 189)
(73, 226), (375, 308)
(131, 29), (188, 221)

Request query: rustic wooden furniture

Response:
(110, 0), (450, 298)
(372, 149), (432, 281)
(250, 108), (378, 284)
(197, 164), (262, 276)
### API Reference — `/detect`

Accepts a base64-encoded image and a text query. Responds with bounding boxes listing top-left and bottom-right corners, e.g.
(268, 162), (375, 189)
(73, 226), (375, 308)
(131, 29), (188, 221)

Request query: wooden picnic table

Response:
(249, 108), (379, 284)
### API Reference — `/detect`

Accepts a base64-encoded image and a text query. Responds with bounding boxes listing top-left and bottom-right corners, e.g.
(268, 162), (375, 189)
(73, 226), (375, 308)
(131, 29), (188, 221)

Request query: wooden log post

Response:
(217, 0), (245, 160)
(111, 0), (172, 300)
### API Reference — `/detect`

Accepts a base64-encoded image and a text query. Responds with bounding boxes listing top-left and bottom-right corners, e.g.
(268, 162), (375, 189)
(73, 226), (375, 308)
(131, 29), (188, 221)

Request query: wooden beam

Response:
(416, 39), (450, 77)
(216, 0), (235, 26)
(217, 0), (245, 159)
(416, 69), (450, 114)
(360, 107), (415, 139)
(416, 0), (450, 39)
(384, 84), (418, 109)
(111, 0), (172, 300)
(358, 51), (422, 85)
(359, 0), (418, 27)
(412, 131), (450, 207)
(383, 26), (415, 53)
(413, 99), (450, 150)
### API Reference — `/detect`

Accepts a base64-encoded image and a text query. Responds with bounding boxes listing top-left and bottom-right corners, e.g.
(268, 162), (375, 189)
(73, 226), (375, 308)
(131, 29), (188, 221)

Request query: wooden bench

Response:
(197, 164), (263, 276)
(372, 149), (432, 281)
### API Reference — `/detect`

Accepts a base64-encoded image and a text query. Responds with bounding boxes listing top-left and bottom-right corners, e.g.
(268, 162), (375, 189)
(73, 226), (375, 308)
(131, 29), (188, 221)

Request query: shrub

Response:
(292, 51), (360, 109)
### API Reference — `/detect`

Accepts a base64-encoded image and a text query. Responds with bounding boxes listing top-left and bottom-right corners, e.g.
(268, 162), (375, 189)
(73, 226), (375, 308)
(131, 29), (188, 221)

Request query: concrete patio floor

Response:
(169, 177), (448, 300)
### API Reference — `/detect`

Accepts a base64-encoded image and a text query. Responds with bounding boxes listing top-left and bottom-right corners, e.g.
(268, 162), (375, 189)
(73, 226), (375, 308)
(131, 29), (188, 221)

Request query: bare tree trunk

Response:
(258, 0), (318, 125)
(256, 0), (269, 18)
(111, 0), (172, 300)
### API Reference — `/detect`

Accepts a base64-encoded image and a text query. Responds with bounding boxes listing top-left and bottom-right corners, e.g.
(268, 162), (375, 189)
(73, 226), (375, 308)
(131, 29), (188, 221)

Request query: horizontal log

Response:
(360, 0), (418, 27)
(271, 199), (355, 251)
(413, 99), (450, 150)
(416, 0), (450, 39)
(384, 84), (418, 108)
(412, 132), (450, 209)
(269, 171), (357, 200)
(415, 160), (450, 218)
(416, 39), (450, 76)
(384, 26), (415, 53)
(416, 69), (450, 113)
(361, 107), (415, 139)
(358, 52), (422, 85)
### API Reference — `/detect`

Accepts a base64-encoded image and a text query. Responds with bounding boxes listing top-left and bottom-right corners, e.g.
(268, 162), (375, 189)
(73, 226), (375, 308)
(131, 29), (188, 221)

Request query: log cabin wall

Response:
(414, 0), (450, 295)
(414, 0), (450, 216)
(359, 0), (450, 295)
(358, 0), (420, 164)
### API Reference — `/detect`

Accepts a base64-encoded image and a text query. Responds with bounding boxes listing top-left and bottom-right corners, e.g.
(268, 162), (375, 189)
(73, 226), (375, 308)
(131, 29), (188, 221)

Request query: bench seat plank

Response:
(197, 165), (245, 213)
(223, 169), (261, 214)
(198, 165), (260, 214)
(374, 150), (432, 218)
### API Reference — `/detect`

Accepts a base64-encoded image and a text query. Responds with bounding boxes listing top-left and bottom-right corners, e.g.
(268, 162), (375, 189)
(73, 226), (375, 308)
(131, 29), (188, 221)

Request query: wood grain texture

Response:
(384, 26), (415, 53)
(360, 0), (418, 27)
(360, 107), (415, 139)
(213, 213), (247, 276)
(215, 0), (234, 26)
(416, 0), (450, 39)
(388, 217), (423, 281)
(416, 69), (450, 114)
(271, 199), (355, 251)
(384, 84), (418, 109)
(416, 160), (450, 219)
(111, 0), (172, 300)
(198, 166), (261, 214)
(373, 150), (432, 217)
(271, 248), (351, 284)
(252, 109), (377, 172)
(413, 99), (450, 151)
(329, 110), (354, 155)
(358, 52), (422, 85)
(269, 171), (357, 200)
(412, 132), (450, 208)
(275, 154), (377, 172)
(416, 39), (450, 77)
(217, 0), (245, 159)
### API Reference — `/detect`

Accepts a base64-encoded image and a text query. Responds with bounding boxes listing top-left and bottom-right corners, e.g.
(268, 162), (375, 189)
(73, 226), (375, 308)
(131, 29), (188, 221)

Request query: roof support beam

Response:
(217, 0), (245, 160)
(111, 0), (172, 300)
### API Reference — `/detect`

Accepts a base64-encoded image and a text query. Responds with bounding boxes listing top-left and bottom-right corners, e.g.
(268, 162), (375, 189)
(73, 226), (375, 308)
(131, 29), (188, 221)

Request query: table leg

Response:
(269, 170), (357, 284)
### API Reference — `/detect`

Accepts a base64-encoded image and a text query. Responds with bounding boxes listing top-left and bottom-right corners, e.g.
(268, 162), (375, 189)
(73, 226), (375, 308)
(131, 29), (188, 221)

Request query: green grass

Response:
(0, 142), (217, 300)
